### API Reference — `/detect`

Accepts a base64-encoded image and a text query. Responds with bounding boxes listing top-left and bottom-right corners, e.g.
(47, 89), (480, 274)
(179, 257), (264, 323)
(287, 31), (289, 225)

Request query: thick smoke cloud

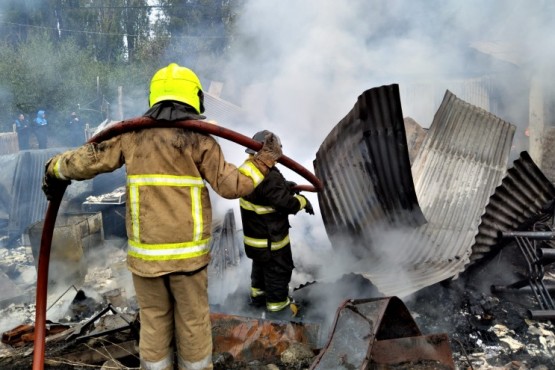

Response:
(221, 0), (554, 157)
(211, 0), (555, 303)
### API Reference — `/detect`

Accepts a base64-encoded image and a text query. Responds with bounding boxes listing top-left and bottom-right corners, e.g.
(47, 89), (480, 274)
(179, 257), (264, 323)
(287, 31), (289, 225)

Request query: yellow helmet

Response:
(149, 63), (205, 113)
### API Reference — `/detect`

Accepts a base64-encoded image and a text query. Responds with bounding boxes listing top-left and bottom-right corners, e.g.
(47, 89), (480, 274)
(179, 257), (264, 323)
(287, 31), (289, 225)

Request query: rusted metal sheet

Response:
(471, 151), (555, 264)
(309, 297), (454, 370)
(2, 323), (69, 348)
(370, 334), (455, 369)
(314, 84), (426, 252)
(211, 312), (319, 362)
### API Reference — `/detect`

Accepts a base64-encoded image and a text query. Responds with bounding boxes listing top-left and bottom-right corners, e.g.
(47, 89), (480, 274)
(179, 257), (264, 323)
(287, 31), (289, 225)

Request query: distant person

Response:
(33, 110), (48, 149)
(67, 111), (83, 146)
(14, 113), (31, 150)
(239, 130), (315, 315)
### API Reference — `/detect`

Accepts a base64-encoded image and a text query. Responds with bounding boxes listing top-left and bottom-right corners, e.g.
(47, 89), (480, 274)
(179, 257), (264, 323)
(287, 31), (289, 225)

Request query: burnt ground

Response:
(405, 242), (555, 370)
(2, 239), (555, 370)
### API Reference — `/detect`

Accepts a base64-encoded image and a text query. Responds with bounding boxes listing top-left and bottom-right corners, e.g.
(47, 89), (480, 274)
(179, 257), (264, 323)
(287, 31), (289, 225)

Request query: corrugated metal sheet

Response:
(316, 88), (515, 297)
(7, 149), (65, 241)
(371, 90), (514, 296)
(471, 151), (555, 264)
(540, 127), (555, 183)
(314, 84), (426, 252)
(400, 77), (496, 127)
(204, 93), (246, 126)
(0, 132), (19, 155)
(209, 209), (242, 276)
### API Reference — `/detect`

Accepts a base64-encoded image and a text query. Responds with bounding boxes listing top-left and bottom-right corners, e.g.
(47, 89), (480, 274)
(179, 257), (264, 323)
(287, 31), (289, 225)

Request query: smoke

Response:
(207, 0), (555, 325)
(220, 0), (554, 151)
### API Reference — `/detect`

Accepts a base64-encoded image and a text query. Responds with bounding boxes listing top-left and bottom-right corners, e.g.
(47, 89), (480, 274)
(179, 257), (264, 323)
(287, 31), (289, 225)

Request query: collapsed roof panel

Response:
(316, 87), (515, 297)
(369, 90), (515, 296)
(314, 84), (426, 250)
(471, 151), (555, 264)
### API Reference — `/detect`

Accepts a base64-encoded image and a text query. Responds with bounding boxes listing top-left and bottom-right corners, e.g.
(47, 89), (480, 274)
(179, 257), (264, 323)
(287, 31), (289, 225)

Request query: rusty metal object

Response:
(2, 324), (34, 347)
(210, 312), (319, 362)
(370, 334), (455, 369)
(2, 323), (70, 348)
(309, 297), (455, 370)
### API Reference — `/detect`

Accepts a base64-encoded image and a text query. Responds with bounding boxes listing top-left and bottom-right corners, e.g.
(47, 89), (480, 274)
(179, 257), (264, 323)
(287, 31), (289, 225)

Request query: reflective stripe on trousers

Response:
(178, 353), (213, 370)
(141, 353), (173, 370)
(244, 234), (290, 251)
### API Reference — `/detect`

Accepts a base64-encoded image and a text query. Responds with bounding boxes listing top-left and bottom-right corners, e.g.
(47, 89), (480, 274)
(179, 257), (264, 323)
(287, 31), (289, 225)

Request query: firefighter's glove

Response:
(299, 194), (315, 215)
(254, 131), (283, 168)
(42, 157), (71, 201)
(286, 181), (299, 194)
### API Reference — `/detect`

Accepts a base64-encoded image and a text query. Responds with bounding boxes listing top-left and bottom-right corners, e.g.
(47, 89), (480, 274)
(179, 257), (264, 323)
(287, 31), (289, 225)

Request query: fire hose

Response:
(32, 117), (323, 369)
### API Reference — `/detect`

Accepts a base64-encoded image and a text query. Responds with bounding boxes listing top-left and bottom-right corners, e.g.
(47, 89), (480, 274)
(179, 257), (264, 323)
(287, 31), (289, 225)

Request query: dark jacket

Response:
(240, 166), (304, 261)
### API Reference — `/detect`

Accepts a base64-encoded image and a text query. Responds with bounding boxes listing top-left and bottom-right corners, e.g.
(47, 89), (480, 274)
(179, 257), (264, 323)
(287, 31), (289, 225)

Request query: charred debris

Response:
(1, 85), (555, 369)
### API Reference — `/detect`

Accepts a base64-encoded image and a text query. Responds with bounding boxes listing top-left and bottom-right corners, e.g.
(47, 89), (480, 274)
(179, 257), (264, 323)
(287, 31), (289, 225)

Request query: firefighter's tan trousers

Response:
(133, 270), (213, 370)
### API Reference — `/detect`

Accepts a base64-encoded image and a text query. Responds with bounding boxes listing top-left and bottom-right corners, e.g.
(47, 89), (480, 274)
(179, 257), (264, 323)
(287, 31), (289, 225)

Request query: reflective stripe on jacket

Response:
(50, 124), (265, 277)
(240, 166), (303, 260)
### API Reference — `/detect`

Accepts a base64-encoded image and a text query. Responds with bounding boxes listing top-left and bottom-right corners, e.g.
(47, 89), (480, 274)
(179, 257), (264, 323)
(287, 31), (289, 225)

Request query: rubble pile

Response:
(1, 235), (555, 369)
(406, 245), (555, 370)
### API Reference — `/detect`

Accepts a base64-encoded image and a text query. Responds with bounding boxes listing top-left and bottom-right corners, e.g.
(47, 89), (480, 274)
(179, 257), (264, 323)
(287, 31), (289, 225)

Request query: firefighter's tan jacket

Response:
(48, 126), (265, 277)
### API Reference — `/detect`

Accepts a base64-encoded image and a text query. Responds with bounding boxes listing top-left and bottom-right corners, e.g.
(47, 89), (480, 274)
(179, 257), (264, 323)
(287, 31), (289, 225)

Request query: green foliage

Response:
(0, 0), (243, 133)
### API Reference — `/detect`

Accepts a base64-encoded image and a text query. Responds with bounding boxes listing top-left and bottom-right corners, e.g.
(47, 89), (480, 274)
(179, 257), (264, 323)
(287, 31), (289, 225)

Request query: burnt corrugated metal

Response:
(314, 84), (426, 251)
(471, 151), (555, 264)
(316, 87), (515, 297)
(368, 90), (515, 296)
(209, 209), (243, 276)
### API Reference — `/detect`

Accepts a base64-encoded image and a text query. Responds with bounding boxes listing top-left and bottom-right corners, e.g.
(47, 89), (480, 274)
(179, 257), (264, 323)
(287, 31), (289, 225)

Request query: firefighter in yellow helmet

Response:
(42, 63), (283, 370)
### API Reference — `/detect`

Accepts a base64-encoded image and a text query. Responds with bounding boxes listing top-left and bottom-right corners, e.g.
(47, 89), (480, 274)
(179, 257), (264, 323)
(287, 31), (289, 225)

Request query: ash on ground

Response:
(406, 243), (555, 370)
(2, 237), (555, 369)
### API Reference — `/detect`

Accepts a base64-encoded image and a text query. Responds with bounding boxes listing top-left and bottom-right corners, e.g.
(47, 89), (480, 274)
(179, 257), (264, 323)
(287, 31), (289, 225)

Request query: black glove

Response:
(42, 158), (71, 201)
(299, 194), (314, 215)
(286, 181), (298, 194)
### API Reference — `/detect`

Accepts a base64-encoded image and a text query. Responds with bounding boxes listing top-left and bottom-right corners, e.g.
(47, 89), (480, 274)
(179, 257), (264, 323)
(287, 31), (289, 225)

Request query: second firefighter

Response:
(240, 130), (315, 313)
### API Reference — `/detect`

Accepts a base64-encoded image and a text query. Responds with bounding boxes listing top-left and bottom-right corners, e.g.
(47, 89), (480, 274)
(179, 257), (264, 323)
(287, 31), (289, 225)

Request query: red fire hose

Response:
(32, 117), (322, 369)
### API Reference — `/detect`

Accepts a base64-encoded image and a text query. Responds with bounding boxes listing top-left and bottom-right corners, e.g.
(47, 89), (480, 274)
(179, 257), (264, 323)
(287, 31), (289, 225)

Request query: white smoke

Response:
(210, 0), (555, 316)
